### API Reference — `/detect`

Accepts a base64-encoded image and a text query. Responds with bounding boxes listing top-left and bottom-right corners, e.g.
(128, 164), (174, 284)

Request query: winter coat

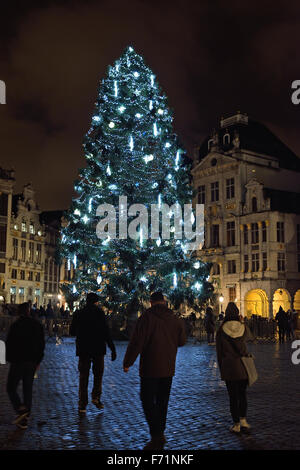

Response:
(70, 304), (115, 357)
(204, 312), (216, 333)
(6, 315), (45, 364)
(123, 304), (186, 377)
(216, 320), (253, 381)
(275, 309), (288, 328)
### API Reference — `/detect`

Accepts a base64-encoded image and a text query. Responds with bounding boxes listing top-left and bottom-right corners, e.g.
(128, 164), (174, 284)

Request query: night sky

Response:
(0, 0), (300, 210)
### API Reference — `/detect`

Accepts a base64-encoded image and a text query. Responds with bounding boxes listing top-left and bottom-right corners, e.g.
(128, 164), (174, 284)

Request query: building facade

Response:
(0, 172), (64, 311)
(192, 112), (300, 318)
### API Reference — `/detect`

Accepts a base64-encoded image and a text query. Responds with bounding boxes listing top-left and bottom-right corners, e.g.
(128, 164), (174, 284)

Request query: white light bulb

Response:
(143, 154), (154, 163)
(165, 142), (171, 148)
(194, 261), (200, 269)
(92, 116), (100, 122)
(157, 108), (164, 115)
(74, 209), (81, 216)
(119, 105), (126, 113)
(109, 122), (115, 128)
(97, 274), (102, 285)
(88, 198), (93, 213)
(135, 113), (142, 118)
(194, 282), (202, 291)
(133, 71), (140, 78)
(82, 215), (89, 224)
(129, 136), (134, 151)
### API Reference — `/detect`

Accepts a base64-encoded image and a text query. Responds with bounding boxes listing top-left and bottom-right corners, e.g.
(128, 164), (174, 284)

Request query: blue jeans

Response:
(7, 362), (37, 414)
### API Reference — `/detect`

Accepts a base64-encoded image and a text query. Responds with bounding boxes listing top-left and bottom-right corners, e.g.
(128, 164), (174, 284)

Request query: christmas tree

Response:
(60, 46), (213, 317)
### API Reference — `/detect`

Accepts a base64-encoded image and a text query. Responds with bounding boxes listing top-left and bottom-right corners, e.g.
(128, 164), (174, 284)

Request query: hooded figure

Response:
(123, 291), (186, 450)
(216, 302), (254, 434)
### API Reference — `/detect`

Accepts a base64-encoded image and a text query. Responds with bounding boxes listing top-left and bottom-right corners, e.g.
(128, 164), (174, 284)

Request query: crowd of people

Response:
(2, 293), (299, 449)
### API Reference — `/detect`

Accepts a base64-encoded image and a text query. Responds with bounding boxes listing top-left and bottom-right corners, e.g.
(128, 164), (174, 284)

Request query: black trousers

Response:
(78, 356), (104, 407)
(225, 379), (248, 424)
(7, 361), (37, 414)
(140, 377), (173, 438)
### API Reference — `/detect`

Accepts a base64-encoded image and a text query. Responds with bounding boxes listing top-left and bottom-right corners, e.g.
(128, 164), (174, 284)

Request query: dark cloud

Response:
(0, 0), (300, 210)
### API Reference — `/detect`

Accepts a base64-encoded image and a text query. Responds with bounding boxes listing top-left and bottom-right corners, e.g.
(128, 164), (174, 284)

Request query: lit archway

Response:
(294, 290), (300, 313)
(244, 289), (269, 318)
(272, 289), (291, 317)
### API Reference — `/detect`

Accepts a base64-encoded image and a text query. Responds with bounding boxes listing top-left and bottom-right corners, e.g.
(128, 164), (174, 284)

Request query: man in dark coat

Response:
(6, 302), (45, 429)
(70, 292), (116, 413)
(123, 291), (186, 450)
(204, 306), (216, 344)
(275, 306), (288, 343)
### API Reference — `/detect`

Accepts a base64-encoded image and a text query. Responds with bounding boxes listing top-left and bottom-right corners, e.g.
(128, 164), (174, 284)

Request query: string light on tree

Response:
(59, 45), (213, 316)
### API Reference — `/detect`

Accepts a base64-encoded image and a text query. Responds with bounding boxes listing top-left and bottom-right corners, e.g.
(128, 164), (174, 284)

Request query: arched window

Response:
(252, 197), (257, 213)
(223, 133), (230, 146)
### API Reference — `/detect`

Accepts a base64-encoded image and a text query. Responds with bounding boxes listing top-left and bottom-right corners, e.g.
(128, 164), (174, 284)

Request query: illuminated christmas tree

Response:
(60, 46), (213, 316)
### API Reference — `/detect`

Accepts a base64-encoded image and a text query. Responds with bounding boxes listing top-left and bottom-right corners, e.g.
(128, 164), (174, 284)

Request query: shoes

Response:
(16, 415), (29, 429)
(229, 423), (241, 434)
(13, 411), (29, 430)
(143, 435), (166, 450)
(91, 399), (104, 410)
(240, 418), (251, 433)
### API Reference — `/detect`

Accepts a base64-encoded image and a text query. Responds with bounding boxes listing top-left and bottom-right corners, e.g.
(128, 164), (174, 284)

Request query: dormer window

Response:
(21, 221), (27, 232)
(252, 197), (258, 213)
(223, 133), (230, 145)
(29, 223), (35, 234)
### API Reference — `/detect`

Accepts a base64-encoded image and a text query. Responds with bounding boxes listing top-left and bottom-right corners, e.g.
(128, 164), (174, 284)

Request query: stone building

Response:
(9, 183), (45, 307)
(0, 171), (64, 311)
(192, 112), (300, 318)
(0, 168), (15, 308)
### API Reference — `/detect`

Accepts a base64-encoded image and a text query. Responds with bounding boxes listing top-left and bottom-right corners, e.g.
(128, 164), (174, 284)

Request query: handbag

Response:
(227, 334), (258, 387)
(241, 355), (258, 387)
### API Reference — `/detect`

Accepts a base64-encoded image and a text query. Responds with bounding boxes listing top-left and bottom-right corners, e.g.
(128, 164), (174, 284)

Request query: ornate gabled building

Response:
(0, 174), (65, 311)
(0, 168), (15, 305)
(9, 183), (45, 307)
(192, 112), (300, 318)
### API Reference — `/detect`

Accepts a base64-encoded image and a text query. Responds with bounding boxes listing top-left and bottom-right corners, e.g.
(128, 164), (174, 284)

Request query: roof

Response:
(263, 188), (300, 214)
(40, 210), (65, 228)
(197, 114), (300, 173)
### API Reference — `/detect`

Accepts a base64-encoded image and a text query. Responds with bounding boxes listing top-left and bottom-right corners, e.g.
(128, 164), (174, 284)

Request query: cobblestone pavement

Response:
(0, 337), (299, 452)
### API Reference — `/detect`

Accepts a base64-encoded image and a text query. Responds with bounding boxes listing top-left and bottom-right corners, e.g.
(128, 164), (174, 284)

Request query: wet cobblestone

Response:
(0, 338), (299, 451)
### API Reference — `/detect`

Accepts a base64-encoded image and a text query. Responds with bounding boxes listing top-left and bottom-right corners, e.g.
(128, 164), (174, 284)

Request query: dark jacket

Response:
(123, 303), (186, 378)
(70, 304), (115, 357)
(204, 311), (216, 333)
(275, 308), (288, 327)
(6, 315), (45, 364)
(216, 320), (253, 381)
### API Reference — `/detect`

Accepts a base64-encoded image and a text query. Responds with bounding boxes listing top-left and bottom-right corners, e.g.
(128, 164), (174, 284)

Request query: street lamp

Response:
(219, 293), (224, 315)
